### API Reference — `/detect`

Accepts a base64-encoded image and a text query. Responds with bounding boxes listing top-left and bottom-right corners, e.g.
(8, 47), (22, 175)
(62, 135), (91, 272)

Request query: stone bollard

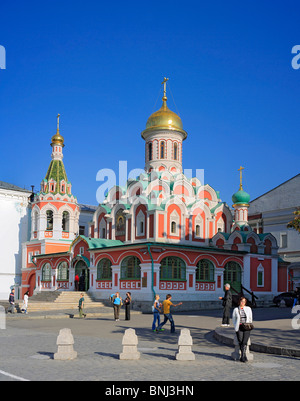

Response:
(0, 306), (6, 330)
(175, 328), (195, 361)
(54, 328), (77, 360)
(231, 335), (254, 362)
(119, 328), (140, 360)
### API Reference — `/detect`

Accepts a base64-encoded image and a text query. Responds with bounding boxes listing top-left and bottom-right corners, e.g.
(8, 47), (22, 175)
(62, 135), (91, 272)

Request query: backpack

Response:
(110, 295), (116, 304)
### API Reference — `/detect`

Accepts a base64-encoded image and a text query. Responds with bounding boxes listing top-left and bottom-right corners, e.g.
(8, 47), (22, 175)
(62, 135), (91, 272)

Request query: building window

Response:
(33, 211), (38, 232)
(148, 143), (153, 161)
(79, 226), (85, 235)
(280, 233), (288, 249)
(46, 210), (53, 231)
(196, 259), (215, 282)
(28, 252), (33, 264)
(171, 221), (177, 234)
(136, 210), (145, 237)
(79, 247), (84, 255)
(121, 256), (141, 280)
(97, 258), (112, 280)
(42, 263), (51, 281)
(195, 224), (200, 237)
(257, 264), (264, 287)
(174, 143), (178, 160)
(160, 257), (186, 281)
(57, 261), (69, 281)
(62, 211), (70, 232)
(160, 141), (165, 159)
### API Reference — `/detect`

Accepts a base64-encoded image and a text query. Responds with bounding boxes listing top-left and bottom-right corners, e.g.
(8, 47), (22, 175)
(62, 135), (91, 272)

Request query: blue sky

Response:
(0, 0), (300, 206)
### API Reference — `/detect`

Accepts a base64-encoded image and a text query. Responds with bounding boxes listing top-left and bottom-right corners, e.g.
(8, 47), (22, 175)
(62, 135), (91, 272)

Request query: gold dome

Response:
(51, 114), (64, 147)
(141, 79), (187, 140)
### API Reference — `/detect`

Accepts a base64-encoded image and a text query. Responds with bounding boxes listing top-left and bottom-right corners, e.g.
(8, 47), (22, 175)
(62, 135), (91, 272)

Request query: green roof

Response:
(79, 236), (124, 249)
(43, 159), (68, 194)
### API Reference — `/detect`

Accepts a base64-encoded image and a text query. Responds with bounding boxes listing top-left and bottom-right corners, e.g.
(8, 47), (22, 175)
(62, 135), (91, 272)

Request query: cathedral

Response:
(21, 79), (288, 308)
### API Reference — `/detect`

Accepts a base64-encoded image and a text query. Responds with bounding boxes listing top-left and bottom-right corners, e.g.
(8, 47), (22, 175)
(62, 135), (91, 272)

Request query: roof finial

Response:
(57, 113), (60, 133)
(238, 166), (244, 190)
(161, 77), (169, 106)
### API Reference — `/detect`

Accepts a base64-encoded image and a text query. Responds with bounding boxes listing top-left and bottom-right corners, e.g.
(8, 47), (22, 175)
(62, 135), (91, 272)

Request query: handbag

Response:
(240, 323), (254, 332)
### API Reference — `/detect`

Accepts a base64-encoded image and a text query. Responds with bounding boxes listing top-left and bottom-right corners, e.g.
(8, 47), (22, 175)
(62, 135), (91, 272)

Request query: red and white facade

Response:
(21, 86), (289, 306)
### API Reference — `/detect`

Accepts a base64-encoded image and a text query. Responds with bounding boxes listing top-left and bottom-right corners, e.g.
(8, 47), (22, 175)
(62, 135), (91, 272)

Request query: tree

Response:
(287, 207), (300, 233)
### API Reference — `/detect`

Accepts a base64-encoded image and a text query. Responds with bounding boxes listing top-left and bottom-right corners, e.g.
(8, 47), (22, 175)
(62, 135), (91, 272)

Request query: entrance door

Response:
(224, 261), (242, 294)
(75, 260), (90, 292)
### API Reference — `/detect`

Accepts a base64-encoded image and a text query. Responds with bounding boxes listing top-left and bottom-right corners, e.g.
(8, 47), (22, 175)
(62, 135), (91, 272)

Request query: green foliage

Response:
(287, 207), (300, 233)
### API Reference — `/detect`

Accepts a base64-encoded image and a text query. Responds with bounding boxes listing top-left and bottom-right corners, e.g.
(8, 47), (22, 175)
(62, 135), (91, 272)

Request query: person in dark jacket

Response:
(219, 284), (232, 326)
(8, 288), (15, 314)
(124, 292), (131, 321)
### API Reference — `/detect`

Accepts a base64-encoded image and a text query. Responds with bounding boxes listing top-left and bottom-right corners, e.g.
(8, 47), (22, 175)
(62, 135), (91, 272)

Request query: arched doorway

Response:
(75, 260), (90, 292)
(224, 261), (242, 294)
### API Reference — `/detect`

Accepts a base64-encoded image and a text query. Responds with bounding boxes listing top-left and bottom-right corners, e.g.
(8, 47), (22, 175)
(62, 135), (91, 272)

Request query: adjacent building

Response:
(248, 174), (300, 290)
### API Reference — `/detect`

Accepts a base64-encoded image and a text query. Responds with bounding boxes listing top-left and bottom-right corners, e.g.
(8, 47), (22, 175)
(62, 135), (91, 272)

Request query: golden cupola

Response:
(51, 114), (65, 147)
(141, 78), (187, 140)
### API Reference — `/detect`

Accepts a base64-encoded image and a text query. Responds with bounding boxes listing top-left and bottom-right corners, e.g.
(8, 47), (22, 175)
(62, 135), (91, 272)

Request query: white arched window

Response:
(136, 210), (145, 236)
(170, 210), (180, 236)
(257, 264), (264, 287)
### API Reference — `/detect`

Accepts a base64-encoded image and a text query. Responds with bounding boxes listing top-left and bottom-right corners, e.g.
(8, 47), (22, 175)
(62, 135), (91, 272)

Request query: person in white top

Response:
(232, 297), (253, 362)
(22, 291), (29, 314)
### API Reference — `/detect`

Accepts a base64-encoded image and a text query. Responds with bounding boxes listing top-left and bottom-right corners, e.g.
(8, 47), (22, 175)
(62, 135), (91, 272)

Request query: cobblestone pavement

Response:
(0, 308), (299, 382)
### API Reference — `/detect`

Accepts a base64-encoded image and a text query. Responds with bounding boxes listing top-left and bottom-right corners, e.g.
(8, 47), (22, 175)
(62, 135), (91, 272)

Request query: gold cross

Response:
(161, 77), (169, 100)
(238, 166), (244, 190)
(57, 114), (60, 131)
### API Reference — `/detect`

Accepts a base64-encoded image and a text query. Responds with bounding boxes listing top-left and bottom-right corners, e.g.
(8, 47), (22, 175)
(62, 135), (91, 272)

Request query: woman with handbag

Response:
(232, 297), (254, 363)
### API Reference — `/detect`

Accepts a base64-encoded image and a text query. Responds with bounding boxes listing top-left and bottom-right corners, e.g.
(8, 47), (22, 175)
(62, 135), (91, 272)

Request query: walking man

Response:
(7, 288), (15, 314)
(78, 293), (86, 318)
(156, 294), (182, 333)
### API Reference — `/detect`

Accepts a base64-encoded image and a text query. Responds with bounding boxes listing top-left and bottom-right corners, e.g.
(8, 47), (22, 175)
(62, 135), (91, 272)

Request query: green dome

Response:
(232, 189), (250, 205)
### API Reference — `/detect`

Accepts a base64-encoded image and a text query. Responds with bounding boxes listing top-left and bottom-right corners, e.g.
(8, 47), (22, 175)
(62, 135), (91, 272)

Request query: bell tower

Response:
(141, 78), (187, 174)
(31, 114), (79, 242)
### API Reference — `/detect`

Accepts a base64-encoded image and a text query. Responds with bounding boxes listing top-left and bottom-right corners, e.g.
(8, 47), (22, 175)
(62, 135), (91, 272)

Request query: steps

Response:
(27, 291), (105, 312)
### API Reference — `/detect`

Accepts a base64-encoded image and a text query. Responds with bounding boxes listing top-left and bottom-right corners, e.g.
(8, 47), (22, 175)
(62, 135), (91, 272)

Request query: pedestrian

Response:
(155, 294), (182, 333)
(232, 297), (254, 363)
(111, 292), (122, 321)
(152, 294), (162, 331)
(219, 283), (232, 326)
(75, 274), (80, 291)
(7, 288), (15, 314)
(124, 292), (131, 321)
(21, 291), (29, 314)
(79, 272), (85, 291)
(78, 293), (86, 318)
(292, 287), (300, 308)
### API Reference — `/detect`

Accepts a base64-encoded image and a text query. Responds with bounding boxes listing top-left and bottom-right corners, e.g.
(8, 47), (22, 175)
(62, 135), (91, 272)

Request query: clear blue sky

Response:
(1, 0), (300, 206)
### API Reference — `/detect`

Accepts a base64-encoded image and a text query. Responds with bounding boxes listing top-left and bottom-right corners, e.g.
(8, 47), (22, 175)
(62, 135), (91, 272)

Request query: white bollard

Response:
(119, 328), (140, 360)
(54, 328), (77, 360)
(0, 306), (6, 330)
(175, 328), (195, 361)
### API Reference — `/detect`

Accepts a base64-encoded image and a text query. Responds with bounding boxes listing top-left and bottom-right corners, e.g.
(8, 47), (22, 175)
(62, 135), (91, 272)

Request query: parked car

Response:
(273, 292), (296, 307)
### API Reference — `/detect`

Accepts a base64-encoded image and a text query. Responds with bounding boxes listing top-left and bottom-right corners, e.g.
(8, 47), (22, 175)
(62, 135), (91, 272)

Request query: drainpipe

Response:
(147, 243), (156, 301)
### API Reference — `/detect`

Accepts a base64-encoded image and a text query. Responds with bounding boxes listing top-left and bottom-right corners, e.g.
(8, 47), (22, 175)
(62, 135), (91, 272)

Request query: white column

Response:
(271, 257), (278, 294)
(243, 255), (251, 290)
